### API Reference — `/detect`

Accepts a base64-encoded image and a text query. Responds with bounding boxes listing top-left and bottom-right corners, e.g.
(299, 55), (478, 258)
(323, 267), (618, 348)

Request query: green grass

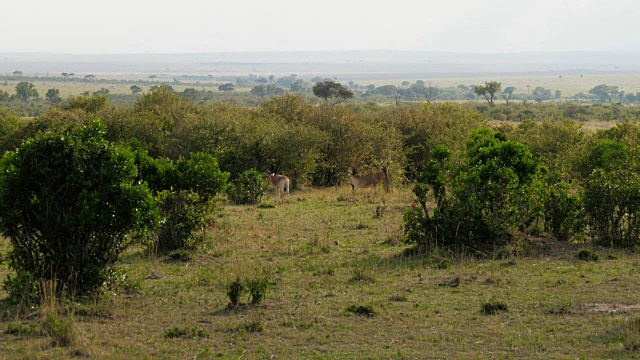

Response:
(0, 185), (639, 358)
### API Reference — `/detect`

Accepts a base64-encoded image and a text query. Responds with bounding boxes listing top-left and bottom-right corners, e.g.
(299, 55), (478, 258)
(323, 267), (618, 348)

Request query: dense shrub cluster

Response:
(404, 129), (546, 251)
(405, 120), (640, 252)
(1, 87), (640, 302)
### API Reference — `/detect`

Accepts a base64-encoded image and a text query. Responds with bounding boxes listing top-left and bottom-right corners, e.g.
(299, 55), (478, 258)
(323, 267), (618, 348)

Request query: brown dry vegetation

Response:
(1, 185), (639, 359)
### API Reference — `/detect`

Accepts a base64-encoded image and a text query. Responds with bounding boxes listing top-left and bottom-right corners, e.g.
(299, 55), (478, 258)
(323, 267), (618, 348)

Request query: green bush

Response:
(543, 175), (585, 242)
(226, 275), (272, 307)
(404, 128), (546, 251)
(138, 152), (229, 253)
(41, 311), (76, 347)
(2, 270), (39, 306)
(0, 107), (26, 154)
(227, 169), (267, 205)
(387, 103), (486, 180)
(226, 278), (245, 307)
(155, 190), (208, 252)
(246, 277), (272, 304)
(0, 120), (158, 296)
(583, 142), (640, 247)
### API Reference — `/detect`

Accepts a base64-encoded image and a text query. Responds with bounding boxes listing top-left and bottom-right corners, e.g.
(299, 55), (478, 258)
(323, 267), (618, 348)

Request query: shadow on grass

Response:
(210, 303), (263, 317)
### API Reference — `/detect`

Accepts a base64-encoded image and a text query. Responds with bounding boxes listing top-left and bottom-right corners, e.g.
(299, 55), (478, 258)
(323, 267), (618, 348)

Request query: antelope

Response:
(349, 166), (389, 197)
(264, 172), (290, 203)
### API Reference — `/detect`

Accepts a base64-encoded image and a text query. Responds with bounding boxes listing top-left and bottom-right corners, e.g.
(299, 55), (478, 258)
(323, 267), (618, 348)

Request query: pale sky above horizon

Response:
(2, 0), (639, 54)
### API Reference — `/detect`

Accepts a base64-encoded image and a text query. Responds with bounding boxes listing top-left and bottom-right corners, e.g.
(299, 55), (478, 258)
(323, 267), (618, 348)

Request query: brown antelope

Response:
(264, 172), (290, 203)
(349, 166), (389, 197)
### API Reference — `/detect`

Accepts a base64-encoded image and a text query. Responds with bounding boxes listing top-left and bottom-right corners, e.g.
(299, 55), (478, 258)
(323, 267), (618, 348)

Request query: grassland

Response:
(0, 185), (639, 359)
(3, 72), (640, 100)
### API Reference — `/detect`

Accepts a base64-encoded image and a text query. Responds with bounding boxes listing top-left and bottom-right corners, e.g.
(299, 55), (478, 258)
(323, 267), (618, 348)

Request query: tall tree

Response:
(589, 84), (620, 103)
(423, 81), (441, 104)
(45, 88), (62, 104)
(532, 87), (552, 103)
(312, 81), (353, 104)
(502, 86), (516, 105)
(393, 86), (402, 106)
(474, 81), (502, 104)
(251, 85), (267, 98)
(218, 83), (235, 92)
(15, 82), (39, 102)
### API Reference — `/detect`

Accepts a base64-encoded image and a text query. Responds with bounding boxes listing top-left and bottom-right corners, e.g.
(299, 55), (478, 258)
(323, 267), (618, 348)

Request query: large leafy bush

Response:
(0, 121), (158, 296)
(404, 128), (546, 251)
(583, 141), (640, 247)
(135, 151), (229, 252)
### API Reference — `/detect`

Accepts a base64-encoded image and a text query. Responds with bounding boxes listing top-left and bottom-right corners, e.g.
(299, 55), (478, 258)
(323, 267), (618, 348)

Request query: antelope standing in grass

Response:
(349, 166), (389, 197)
(264, 172), (290, 203)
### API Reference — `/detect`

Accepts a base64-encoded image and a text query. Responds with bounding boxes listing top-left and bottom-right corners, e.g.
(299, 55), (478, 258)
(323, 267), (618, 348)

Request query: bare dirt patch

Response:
(582, 303), (640, 313)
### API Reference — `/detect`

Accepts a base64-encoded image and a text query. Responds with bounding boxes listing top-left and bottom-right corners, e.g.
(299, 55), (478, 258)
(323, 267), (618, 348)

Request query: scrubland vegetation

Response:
(0, 85), (640, 358)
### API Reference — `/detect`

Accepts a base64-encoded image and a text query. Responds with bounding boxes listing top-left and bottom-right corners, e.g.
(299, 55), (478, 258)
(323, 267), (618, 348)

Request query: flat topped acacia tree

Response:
(312, 81), (353, 104)
(0, 120), (158, 297)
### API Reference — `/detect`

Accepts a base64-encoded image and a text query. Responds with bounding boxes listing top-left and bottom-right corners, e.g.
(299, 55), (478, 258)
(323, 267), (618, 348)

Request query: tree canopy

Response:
(312, 81), (354, 104)
(15, 82), (39, 102)
(474, 81), (501, 104)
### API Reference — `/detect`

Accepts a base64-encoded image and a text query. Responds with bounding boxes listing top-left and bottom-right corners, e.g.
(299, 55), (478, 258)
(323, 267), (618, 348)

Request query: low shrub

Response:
(226, 275), (272, 307)
(2, 270), (39, 307)
(246, 277), (271, 305)
(227, 169), (267, 205)
(155, 190), (209, 252)
(226, 278), (245, 307)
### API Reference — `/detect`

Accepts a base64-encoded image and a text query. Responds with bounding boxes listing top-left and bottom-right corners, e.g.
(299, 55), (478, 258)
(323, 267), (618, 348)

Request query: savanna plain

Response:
(0, 185), (638, 359)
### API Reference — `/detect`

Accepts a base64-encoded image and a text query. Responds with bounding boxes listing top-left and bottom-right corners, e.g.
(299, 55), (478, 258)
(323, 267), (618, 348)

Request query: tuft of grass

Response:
(349, 261), (378, 284)
(623, 318), (640, 351)
(246, 277), (272, 305)
(168, 249), (191, 262)
(355, 223), (369, 230)
(389, 295), (407, 302)
(39, 279), (78, 348)
(41, 312), (77, 347)
(433, 257), (452, 270)
(438, 276), (460, 288)
(226, 278), (245, 307)
(346, 305), (376, 317)
(6, 322), (38, 336)
(481, 300), (508, 315)
(163, 326), (209, 339)
(545, 299), (574, 315)
(237, 321), (264, 333)
(577, 249), (600, 261)
(374, 201), (387, 219)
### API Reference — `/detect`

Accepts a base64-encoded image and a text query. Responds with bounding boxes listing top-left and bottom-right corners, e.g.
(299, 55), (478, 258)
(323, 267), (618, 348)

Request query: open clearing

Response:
(1, 186), (640, 359)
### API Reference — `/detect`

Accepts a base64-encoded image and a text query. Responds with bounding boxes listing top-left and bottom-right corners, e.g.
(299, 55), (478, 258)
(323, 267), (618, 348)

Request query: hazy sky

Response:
(2, 0), (639, 54)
